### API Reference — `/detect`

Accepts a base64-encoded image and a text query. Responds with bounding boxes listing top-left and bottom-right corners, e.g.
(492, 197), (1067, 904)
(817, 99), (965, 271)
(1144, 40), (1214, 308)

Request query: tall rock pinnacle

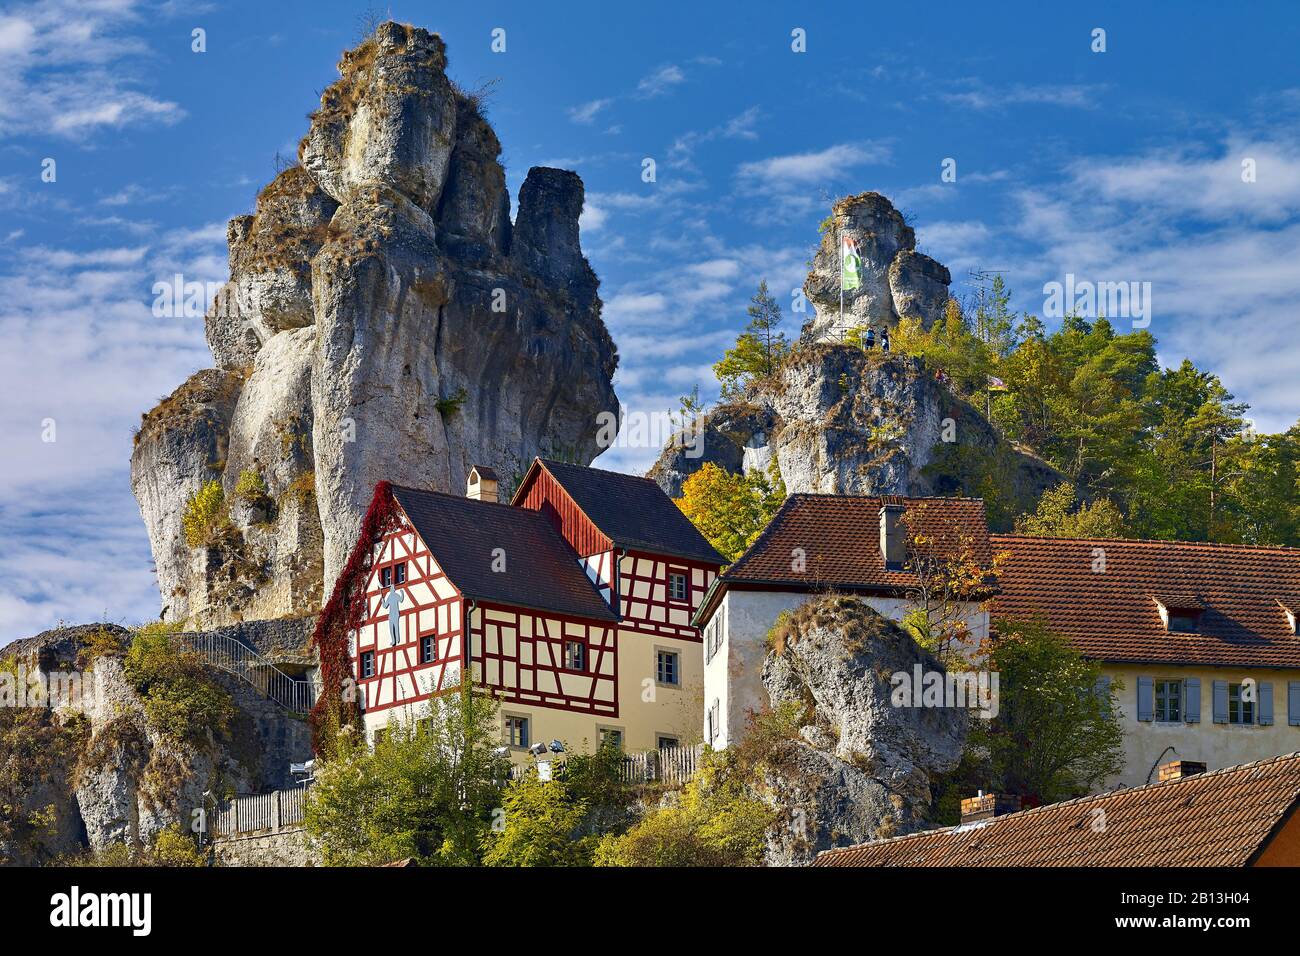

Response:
(131, 21), (618, 628)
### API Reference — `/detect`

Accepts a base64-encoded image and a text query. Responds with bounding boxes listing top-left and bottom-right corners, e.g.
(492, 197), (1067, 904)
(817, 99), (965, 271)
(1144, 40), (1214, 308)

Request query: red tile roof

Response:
(695, 494), (992, 625)
(814, 752), (1300, 867)
(990, 535), (1300, 668)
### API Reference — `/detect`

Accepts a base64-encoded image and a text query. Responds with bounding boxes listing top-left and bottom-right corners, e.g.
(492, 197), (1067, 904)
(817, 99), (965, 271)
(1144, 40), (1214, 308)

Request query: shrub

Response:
(234, 469), (269, 504)
(124, 623), (236, 745)
(181, 479), (230, 548)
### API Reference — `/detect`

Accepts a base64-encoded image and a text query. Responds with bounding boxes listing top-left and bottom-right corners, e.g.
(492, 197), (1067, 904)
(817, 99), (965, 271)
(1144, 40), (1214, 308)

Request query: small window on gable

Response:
(669, 572), (689, 603)
(394, 562), (406, 584)
(564, 640), (586, 672)
(360, 650), (375, 679)
(380, 566), (392, 588)
(420, 633), (437, 664)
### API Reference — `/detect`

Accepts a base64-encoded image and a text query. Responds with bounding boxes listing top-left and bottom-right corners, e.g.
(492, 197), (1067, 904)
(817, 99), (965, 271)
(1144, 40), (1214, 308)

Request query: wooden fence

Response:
(213, 783), (312, 836)
(619, 744), (704, 785)
(510, 744), (704, 786)
(177, 630), (319, 714)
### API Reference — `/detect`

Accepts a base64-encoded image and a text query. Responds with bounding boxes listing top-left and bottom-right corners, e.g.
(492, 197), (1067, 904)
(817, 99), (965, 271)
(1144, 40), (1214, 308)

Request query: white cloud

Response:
(568, 97), (613, 124)
(944, 82), (1104, 112)
(637, 63), (685, 98)
(0, 0), (184, 138)
(0, 221), (227, 641)
(737, 142), (890, 190)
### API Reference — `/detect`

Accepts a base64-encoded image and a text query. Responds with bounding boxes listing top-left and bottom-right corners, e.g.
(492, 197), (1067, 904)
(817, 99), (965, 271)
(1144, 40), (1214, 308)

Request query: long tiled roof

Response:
(531, 459), (726, 565)
(722, 493), (992, 588)
(390, 485), (617, 621)
(814, 752), (1300, 867)
(990, 535), (1300, 668)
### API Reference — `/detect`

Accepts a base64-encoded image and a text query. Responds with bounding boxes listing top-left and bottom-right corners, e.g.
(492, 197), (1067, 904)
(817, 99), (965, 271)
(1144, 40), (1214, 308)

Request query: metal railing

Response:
(176, 630), (319, 714)
(213, 783), (312, 836)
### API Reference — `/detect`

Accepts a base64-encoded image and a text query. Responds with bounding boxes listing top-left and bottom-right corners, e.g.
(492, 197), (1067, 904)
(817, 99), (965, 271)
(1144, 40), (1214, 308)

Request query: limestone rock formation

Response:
(802, 192), (951, 342)
(650, 348), (1062, 526)
(132, 21), (618, 627)
(650, 191), (1060, 525)
(0, 623), (311, 863)
(756, 597), (968, 867)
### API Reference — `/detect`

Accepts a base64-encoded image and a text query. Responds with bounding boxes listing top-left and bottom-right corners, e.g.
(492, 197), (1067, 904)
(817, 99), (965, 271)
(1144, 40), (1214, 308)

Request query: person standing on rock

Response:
(864, 327), (875, 350)
(880, 327), (891, 352)
(382, 580), (405, 646)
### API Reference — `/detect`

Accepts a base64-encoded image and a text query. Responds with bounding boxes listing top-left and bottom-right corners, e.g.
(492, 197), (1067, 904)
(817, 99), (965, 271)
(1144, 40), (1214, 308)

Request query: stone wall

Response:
(214, 827), (318, 867)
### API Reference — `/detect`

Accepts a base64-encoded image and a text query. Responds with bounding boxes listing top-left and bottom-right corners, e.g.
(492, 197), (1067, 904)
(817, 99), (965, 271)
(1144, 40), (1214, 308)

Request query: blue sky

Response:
(2, 0), (1299, 641)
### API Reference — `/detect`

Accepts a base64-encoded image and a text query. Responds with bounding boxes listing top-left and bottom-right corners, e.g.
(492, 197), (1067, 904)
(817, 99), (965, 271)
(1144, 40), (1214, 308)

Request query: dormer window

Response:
(1279, 600), (1298, 635)
(1153, 595), (1202, 633)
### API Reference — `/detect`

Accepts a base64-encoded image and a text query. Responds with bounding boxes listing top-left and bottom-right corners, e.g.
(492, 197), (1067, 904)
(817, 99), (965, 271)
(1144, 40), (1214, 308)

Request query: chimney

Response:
(959, 791), (1022, 825)
(1157, 759), (1206, 783)
(879, 502), (906, 570)
(466, 465), (499, 503)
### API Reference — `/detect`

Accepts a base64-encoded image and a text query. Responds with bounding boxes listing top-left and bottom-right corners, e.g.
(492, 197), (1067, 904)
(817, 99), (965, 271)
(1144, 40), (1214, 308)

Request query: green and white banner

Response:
(841, 235), (862, 291)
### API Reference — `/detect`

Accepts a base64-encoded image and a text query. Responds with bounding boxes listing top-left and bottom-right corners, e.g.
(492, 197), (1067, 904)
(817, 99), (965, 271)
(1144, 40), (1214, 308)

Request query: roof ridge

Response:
(389, 482), (526, 510)
(539, 457), (659, 485)
(816, 751), (1300, 860)
(991, 533), (1300, 553)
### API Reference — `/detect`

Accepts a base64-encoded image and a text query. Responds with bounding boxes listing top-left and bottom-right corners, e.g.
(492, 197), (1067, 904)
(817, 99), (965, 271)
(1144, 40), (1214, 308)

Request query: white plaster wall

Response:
(702, 589), (990, 749)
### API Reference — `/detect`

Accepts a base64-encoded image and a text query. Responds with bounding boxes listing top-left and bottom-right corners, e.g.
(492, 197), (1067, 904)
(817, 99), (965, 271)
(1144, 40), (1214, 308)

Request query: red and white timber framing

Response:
(350, 519), (463, 715)
(349, 498), (719, 739)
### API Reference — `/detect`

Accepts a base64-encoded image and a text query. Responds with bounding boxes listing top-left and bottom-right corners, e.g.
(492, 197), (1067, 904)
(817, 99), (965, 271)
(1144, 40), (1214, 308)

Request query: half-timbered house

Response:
(344, 459), (726, 755)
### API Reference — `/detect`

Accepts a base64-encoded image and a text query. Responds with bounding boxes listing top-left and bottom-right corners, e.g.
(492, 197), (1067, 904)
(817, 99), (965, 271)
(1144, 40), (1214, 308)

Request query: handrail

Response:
(176, 630), (319, 714)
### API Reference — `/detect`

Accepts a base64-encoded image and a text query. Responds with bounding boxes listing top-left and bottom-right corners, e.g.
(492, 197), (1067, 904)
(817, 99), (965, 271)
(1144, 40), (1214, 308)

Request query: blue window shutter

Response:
(1213, 680), (1229, 723)
(1290, 682), (1300, 726)
(1095, 675), (1112, 716)
(1260, 682), (1274, 726)
(1137, 676), (1154, 721)
(1185, 677), (1201, 723)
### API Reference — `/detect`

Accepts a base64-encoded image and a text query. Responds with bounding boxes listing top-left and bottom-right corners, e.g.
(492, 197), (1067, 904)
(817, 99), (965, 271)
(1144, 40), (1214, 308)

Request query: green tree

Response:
(1014, 482), (1126, 539)
(481, 737), (632, 866)
(673, 461), (786, 561)
(593, 752), (773, 867)
(713, 280), (789, 398)
(302, 679), (506, 866)
(970, 618), (1125, 804)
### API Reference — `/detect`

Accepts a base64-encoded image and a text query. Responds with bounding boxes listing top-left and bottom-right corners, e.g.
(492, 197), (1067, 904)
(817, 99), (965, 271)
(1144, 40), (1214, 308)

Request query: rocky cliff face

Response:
(132, 22), (617, 628)
(803, 192), (952, 343)
(651, 348), (1061, 526)
(650, 194), (1060, 526)
(0, 624), (310, 864)
(756, 597), (967, 867)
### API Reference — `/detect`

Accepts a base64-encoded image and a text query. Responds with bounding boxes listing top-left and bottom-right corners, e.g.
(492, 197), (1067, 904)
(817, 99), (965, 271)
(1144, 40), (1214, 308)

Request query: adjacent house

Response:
(813, 753), (1300, 867)
(691, 494), (995, 750)
(991, 535), (1300, 788)
(344, 459), (725, 754)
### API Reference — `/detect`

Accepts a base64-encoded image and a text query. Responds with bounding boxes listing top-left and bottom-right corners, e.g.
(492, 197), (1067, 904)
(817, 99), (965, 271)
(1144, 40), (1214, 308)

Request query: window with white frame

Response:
(600, 727), (624, 750)
(707, 699), (720, 745)
(669, 571), (688, 602)
(360, 650), (375, 678)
